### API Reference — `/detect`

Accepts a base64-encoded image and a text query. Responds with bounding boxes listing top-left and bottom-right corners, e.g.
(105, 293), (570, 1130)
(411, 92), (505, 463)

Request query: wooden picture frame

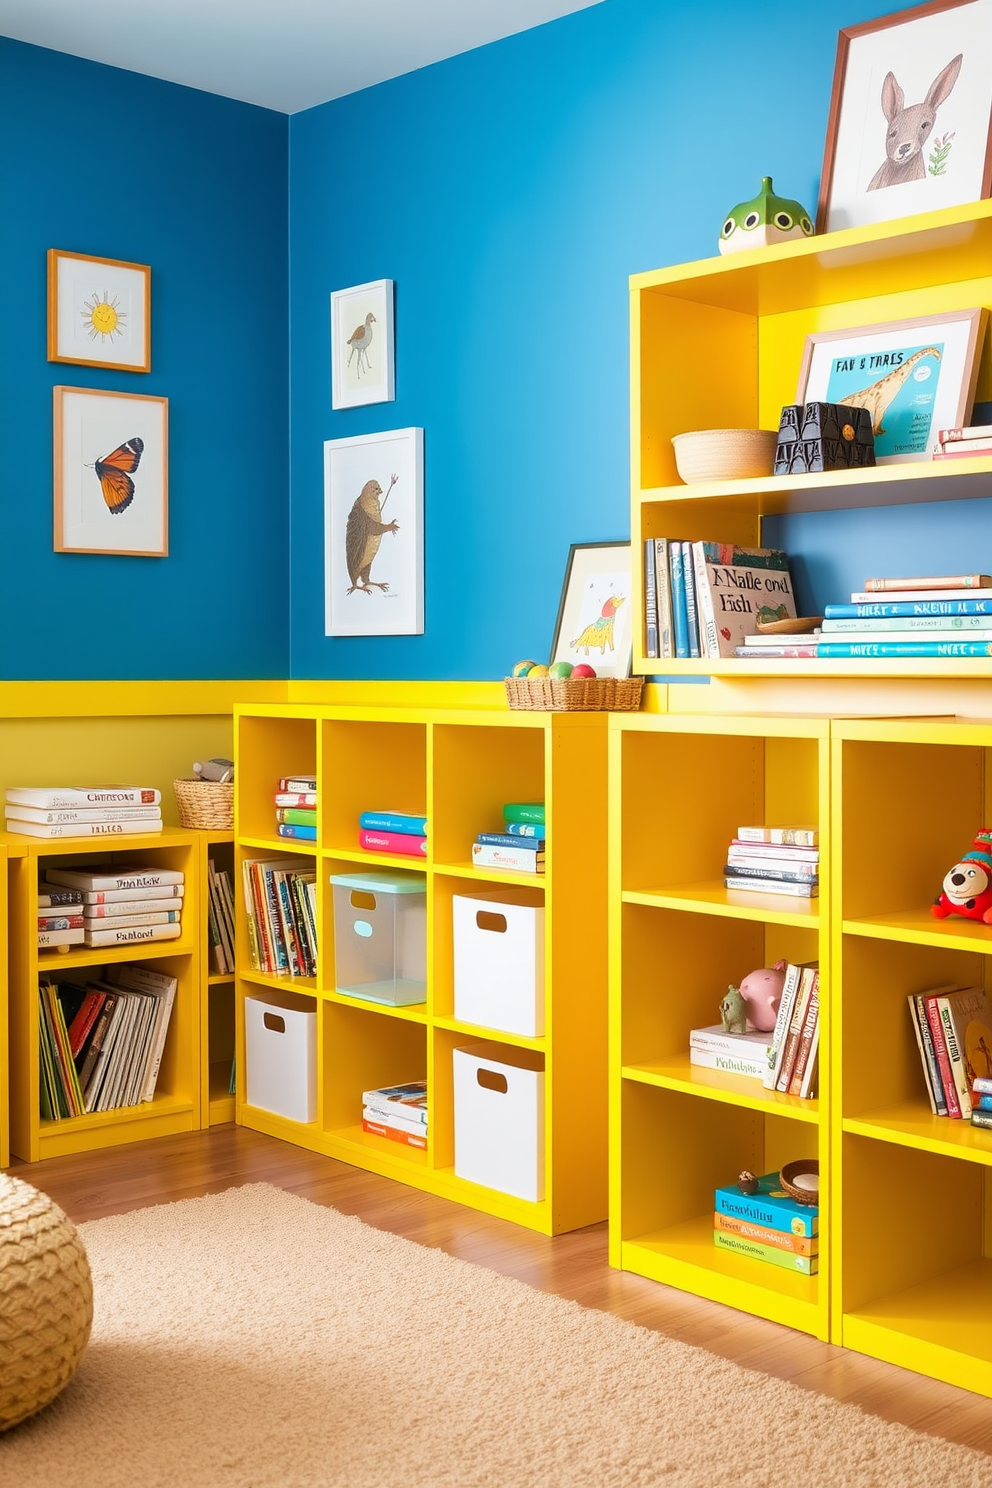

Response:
(550, 541), (633, 679)
(817, 0), (992, 234)
(330, 279), (395, 410)
(48, 249), (151, 372)
(54, 386), (168, 556)
(796, 307), (987, 463)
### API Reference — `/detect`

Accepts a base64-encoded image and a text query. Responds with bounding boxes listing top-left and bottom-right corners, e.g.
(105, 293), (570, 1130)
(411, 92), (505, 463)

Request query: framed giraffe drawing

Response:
(796, 308), (987, 463)
(330, 279), (395, 409)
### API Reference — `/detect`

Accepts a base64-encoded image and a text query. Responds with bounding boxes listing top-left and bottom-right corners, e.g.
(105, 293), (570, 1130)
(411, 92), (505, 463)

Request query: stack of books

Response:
(361, 1080), (428, 1150)
(734, 630), (821, 660)
(358, 809), (428, 858)
(818, 574), (992, 659)
(713, 1172), (818, 1275)
(724, 824), (819, 899)
(6, 785), (163, 839)
(765, 961), (820, 1099)
(909, 983), (992, 1120)
(689, 1022), (773, 1081)
(643, 538), (797, 660)
(38, 962), (178, 1120)
(275, 774), (318, 842)
(242, 856), (317, 977)
(931, 423), (992, 461)
(38, 880), (85, 950)
(206, 859), (236, 975)
(472, 802), (545, 874)
(42, 865), (185, 949)
(970, 1076), (992, 1131)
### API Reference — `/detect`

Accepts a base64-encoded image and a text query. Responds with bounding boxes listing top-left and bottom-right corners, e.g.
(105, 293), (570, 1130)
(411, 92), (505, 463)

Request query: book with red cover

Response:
(67, 990), (107, 1058)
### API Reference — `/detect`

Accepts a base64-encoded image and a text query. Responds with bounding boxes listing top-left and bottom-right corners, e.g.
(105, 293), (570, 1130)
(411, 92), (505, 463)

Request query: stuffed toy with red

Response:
(932, 830), (992, 923)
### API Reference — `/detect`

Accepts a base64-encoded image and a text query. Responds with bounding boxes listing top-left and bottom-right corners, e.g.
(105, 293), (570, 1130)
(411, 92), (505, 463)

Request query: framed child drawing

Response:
(53, 386), (168, 556)
(550, 542), (633, 679)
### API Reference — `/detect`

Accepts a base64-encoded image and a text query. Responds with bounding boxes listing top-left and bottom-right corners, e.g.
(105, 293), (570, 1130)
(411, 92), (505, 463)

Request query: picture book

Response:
(713, 1212), (818, 1256)
(689, 1027), (771, 1082)
(938, 986), (992, 1119)
(278, 823), (318, 840)
(45, 867), (184, 891)
(360, 828), (427, 856)
(713, 1230), (818, 1274)
(714, 1171), (818, 1236)
(6, 786), (161, 809)
(358, 811), (428, 836)
(362, 1081), (428, 1124)
(691, 543), (796, 658)
(825, 599), (992, 618)
(502, 803), (545, 826)
(476, 832), (544, 851)
(472, 842), (545, 874)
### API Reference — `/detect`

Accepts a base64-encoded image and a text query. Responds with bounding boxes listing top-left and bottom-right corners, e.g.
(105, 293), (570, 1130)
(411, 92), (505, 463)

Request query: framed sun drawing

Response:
(48, 249), (151, 373)
(54, 386), (168, 556)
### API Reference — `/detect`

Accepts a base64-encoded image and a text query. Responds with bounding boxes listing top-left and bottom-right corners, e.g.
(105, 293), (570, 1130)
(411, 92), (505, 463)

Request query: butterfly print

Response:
(94, 437), (144, 514)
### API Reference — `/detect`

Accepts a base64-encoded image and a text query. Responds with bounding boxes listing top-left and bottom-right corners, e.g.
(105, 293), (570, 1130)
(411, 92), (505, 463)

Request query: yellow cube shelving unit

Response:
(832, 716), (992, 1395)
(5, 826), (202, 1162)
(199, 829), (236, 1125)
(609, 712), (830, 1339)
(234, 699), (609, 1235)
(0, 844), (9, 1169)
(630, 199), (992, 679)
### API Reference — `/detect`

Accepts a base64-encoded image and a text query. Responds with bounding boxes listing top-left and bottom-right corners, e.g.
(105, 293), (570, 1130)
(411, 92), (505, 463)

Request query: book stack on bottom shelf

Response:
(714, 1172), (819, 1276)
(38, 962), (178, 1120)
(358, 809), (428, 859)
(5, 785), (164, 839)
(362, 1080), (428, 1150)
(275, 773), (318, 843)
(724, 825), (819, 899)
(909, 983), (992, 1123)
(473, 802), (545, 874)
(43, 864), (185, 949)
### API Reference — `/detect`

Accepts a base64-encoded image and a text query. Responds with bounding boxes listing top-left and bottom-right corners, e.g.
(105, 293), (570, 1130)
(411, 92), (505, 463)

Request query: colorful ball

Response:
(548, 662), (573, 678)
(571, 664), (597, 678)
(512, 660), (538, 678)
(527, 664), (550, 677)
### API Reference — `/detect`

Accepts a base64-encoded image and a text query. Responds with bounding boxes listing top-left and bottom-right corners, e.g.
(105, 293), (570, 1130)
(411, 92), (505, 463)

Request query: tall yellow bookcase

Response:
(199, 829), (236, 1126)
(5, 827), (202, 1163)
(609, 712), (829, 1339)
(0, 845), (9, 1170)
(233, 699), (609, 1235)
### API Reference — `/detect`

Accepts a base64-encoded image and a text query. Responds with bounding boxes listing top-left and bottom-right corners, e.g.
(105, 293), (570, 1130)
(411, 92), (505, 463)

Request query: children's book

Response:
(358, 811), (428, 836)
(817, 642), (992, 658)
(654, 538), (673, 659)
(502, 803), (545, 826)
(359, 828), (426, 856)
(669, 543), (688, 659)
(826, 599), (992, 618)
(713, 1230), (818, 1274)
(643, 538), (659, 659)
(6, 786), (160, 808)
(714, 1171), (818, 1237)
(691, 543), (796, 658)
(46, 867), (184, 891)
(7, 818), (162, 838)
(278, 775), (317, 793)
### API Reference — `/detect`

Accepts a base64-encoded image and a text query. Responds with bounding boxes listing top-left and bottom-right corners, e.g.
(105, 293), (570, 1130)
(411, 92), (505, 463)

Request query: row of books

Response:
(359, 809), (428, 858)
(38, 865), (185, 950)
(206, 859), (236, 975)
(724, 823), (819, 900)
(713, 1172), (818, 1275)
(361, 1079), (428, 1150)
(931, 422), (992, 461)
(643, 539), (797, 660)
(275, 774), (318, 842)
(6, 784), (164, 839)
(38, 962), (178, 1121)
(909, 983), (992, 1121)
(689, 961), (820, 1099)
(816, 572), (992, 660)
(472, 802), (545, 874)
(242, 856), (317, 978)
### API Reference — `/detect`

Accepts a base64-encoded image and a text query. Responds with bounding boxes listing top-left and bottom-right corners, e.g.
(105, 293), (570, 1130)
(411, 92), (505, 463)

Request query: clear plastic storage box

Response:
(329, 868), (427, 1006)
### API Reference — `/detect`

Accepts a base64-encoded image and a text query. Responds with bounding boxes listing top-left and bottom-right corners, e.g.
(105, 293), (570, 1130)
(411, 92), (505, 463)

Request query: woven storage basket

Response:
(504, 676), (643, 712)
(671, 428), (778, 483)
(174, 776), (235, 830)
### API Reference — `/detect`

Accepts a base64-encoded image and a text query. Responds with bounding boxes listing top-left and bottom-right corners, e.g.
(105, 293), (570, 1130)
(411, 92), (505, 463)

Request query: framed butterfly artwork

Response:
(53, 387), (168, 556)
(48, 250), (151, 373)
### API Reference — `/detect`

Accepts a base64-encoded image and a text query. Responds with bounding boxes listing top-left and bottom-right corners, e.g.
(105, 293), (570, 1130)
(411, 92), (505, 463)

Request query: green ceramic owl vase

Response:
(719, 177), (815, 255)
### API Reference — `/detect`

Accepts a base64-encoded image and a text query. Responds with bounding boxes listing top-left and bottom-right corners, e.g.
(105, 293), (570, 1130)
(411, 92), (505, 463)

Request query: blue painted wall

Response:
(289, 0), (975, 680)
(0, 39), (289, 680)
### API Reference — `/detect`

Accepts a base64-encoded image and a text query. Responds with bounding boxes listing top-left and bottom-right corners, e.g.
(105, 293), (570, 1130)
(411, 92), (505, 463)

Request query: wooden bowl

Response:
(779, 1159), (819, 1205)
(755, 615), (823, 635)
(671, 428), (778, 484)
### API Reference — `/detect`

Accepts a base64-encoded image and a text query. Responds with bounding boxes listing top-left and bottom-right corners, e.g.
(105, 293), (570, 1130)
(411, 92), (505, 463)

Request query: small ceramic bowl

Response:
(672, 428), (778, 484)
(779, 1159), (819, 1205)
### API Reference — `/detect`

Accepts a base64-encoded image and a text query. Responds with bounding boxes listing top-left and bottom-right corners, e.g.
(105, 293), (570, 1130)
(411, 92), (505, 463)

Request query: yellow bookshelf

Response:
(199, 830), (236, 1125)
(5, 826), (201, 1162)
(0, 844), (9, 1168)
(631, 198), (992, 678)
(832, 716), (992, 1395)
(609, 712), (830, 1339)
(234, 698), (609, 1235)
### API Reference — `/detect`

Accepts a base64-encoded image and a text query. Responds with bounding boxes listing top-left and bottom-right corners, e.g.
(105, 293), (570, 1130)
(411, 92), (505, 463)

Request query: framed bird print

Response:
(54, 386), (168, 556)
(550, 541), (634, 679)
(48, 249), (151, 372)
(324, 427), (423, 636)
(330, 279), (395, 409)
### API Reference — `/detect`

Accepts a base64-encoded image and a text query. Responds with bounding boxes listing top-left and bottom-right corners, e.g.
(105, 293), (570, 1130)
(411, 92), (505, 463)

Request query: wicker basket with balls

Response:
(504, 659), (643, 713)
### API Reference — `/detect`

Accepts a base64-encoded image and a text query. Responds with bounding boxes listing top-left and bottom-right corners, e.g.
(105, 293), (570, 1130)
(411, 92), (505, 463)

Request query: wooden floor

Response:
(10, 1125), (992, 1454)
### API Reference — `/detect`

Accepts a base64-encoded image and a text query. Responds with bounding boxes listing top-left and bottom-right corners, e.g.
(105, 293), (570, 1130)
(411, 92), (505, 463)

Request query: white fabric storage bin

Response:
(330, 868), (427, 1006)
(454, 1041), (545, 1202)
(245, 989), (316, 1123)
(453, 894), (545, 1036)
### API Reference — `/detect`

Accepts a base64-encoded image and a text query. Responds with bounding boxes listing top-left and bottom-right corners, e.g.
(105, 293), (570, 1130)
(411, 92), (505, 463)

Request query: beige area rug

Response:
(0, 1183), (988, 1487)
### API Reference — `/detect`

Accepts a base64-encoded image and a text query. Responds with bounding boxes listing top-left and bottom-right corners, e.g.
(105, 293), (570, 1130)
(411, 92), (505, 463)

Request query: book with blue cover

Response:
(670, 543), (689, 659)
(714, 1171), (818, 1236)
(358, 811), (428, 836)
(817, 642), (992, 658)
(681, 541), (701, 658)
(825, 599), (992, 619)
(476, 832), (544, 851)
(277, 822), (317, 840)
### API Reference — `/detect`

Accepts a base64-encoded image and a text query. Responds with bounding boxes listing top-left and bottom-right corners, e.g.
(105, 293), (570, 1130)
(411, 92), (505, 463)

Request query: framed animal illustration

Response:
(330, 279), (395, 409)
(48, 249), (151, 372)
(796, 308), (987, 463)
(550, 542), (633, 679)
(324, 427), (423, 636)
(53, 386), (168, 556)
(818, 0), (992, 233)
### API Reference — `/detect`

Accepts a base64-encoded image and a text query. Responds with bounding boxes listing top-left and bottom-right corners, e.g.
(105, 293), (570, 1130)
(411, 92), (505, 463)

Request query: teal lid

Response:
(329, 868), (426, 894)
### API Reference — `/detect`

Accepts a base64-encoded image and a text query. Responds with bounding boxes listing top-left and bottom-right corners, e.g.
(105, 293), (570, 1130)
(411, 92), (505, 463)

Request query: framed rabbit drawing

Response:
(818, 0), (992, 233)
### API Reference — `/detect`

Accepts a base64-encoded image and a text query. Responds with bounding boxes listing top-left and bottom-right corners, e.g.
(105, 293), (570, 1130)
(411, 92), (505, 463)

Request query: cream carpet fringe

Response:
(0, 1183), (986, 1487)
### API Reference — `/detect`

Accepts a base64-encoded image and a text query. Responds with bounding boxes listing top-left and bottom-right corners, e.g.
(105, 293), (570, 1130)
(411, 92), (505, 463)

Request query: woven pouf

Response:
(0, 1174), (92, 1431)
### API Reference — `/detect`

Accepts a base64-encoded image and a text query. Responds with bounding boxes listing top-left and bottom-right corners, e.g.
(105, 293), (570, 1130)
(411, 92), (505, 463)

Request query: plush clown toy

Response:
(932, 830), (992, 923)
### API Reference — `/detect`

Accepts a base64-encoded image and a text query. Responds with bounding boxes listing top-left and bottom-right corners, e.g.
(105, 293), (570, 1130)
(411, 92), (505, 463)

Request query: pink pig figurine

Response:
(736, 960), (787, 1032)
